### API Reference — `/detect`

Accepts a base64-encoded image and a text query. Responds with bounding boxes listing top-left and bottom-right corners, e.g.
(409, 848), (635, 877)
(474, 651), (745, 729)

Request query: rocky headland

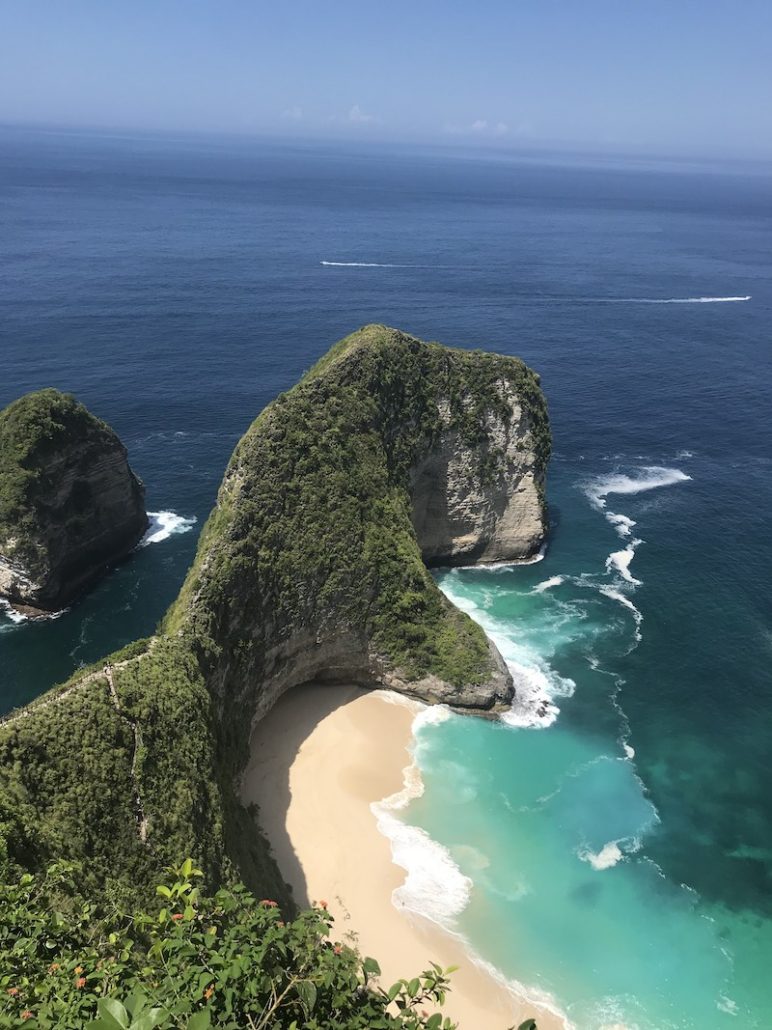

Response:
(0, 388), (148, 613)
(0, 326), (550, 902)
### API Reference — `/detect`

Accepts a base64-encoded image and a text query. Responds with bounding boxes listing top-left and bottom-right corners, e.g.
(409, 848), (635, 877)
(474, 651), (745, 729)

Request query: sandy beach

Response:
(242, 683), (565, 1030)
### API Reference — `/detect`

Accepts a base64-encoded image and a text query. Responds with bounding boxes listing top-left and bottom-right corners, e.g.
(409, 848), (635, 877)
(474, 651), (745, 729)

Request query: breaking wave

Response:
(532, 575), (566, 593)
(0, 598), (68, 629)
(605, 540), (643, 586)
(140, 511), (197, 547)
(438, 574), (573, 729)
(371, 701), (472, 924)
(584, 466), (692, 512)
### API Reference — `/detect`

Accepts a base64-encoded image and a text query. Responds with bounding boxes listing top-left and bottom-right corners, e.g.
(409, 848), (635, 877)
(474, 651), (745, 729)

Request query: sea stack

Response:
(0, 388), (148, 612)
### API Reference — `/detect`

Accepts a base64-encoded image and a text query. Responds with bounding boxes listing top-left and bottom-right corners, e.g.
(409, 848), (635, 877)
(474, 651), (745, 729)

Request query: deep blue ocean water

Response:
(1, 127), (771, 1028)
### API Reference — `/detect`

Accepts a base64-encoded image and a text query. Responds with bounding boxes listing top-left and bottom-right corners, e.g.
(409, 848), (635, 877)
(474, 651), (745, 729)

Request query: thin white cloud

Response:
(444, 117), (511, 138)
(348, 103), (375, 125)
(281, 105), (303, 121)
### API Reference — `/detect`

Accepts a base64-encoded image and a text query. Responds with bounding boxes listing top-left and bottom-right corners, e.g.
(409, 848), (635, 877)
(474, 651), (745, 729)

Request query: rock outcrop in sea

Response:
(0, 389), (148, 612)
(0, 327), (550, 902)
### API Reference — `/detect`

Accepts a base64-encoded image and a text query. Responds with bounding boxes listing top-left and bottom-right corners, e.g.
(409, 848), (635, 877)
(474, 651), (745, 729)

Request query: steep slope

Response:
(0, 326), (550, 902)
(0, 389), (148, 611)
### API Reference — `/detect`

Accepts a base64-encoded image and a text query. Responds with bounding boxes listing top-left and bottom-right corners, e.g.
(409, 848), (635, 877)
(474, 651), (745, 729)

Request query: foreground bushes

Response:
(0, 860), (459, 1029)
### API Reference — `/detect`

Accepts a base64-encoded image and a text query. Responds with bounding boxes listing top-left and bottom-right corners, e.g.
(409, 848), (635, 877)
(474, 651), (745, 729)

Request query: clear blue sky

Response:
(3, 0), (771, 159)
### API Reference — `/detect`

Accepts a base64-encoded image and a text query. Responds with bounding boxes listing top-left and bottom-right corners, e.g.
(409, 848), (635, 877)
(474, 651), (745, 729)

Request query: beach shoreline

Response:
(241, 683), (566, 1030)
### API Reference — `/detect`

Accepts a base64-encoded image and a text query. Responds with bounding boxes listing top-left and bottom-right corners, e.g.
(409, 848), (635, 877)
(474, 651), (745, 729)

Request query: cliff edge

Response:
(0, 389), (148, 611)
(0, 327), (550, 901)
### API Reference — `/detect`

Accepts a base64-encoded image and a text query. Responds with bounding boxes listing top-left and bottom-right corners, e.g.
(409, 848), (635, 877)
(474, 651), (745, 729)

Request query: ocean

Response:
(1, 126), (771, 1028)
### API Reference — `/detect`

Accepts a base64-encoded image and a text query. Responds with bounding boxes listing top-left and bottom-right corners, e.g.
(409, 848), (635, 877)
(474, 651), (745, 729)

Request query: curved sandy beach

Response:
(241, 683), (566, 1030)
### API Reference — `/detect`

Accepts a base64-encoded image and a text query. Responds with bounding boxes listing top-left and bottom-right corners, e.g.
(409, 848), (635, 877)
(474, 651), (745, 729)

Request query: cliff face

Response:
(0, 389), (148, 611)
(167, 325), (550, 722)
(410, 385), (546, 566)
(0, 327), (550, 901)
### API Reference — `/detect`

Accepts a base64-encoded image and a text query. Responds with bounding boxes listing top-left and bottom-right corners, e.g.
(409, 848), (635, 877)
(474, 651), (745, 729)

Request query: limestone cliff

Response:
(0, 389), (148, 611)
(0, 327), (550, 902)
(410, 386), (546, 566)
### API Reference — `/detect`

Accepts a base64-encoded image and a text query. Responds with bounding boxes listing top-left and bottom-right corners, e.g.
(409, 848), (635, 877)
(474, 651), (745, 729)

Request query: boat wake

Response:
(599, 295), (750, 304)
(321, 260), (407, 268)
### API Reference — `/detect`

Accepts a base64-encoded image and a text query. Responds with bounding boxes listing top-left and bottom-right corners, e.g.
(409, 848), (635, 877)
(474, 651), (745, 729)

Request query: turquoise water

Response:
(400, 456), (772, 1028)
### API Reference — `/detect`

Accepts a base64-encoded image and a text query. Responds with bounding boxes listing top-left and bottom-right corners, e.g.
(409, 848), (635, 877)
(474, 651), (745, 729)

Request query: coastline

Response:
(242, 683), (566, 1030)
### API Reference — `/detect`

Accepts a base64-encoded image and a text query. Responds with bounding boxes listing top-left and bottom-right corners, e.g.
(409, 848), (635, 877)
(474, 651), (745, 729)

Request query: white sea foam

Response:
(584, 466), (692, 510)
(717, 995), (739, 1015)
(371, 697), (573, 1029)
(579, 840), (625, 870)
(447, 542), (547, 571)
(0, 598), (68, 627)
(623, 743), (636, 760)
(605, 541), (643, 586)
(439, 574), (573, 728)
(584, 466), (691, 555)
(0, 599), (27, 625)
(140, 511), (197, 547)
(606, 513), (636, 537)
(371, 703), (472, 925)
(532, 574), (565, 593)
(599, 585), (644, 642)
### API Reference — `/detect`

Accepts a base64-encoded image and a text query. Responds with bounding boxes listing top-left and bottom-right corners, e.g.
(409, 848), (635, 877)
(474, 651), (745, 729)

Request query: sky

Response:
(2, 0), (771, 160)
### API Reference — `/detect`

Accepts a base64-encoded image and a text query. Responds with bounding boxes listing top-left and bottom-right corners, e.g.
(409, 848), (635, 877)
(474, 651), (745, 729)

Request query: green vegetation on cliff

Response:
(0, 390), (105, 569)
(0, 327), (550, 1027)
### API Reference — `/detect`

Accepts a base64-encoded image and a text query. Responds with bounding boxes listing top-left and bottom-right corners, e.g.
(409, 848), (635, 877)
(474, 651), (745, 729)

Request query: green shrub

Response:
(0, 860), (458, 1030)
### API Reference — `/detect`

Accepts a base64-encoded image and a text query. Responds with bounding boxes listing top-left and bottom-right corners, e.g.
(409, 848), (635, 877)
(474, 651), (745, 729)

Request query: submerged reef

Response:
(0, 326), (550, 903)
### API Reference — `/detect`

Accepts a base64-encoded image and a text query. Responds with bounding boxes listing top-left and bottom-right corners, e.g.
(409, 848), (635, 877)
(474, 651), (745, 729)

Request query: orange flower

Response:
(74, 966), (83, 975)
(6, 987), (19, 997)
(48, 963), (59, 973)
(204, 986), (214, 1000)
(318, 899), (328, 909)
(171, 913), (184, 921)
(76, 977), (86, 989)
(259, 899), (278, 908)
(21, 1012), (33, 1022)
(334, 945), (342, 955)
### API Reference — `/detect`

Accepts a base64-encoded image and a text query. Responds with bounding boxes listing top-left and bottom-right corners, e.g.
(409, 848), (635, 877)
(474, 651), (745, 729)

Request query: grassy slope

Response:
(0, 327), (550, 908)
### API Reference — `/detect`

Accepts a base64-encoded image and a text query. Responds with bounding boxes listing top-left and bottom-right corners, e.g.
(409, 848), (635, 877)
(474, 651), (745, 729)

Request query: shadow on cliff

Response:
(240, 682), (372, 910)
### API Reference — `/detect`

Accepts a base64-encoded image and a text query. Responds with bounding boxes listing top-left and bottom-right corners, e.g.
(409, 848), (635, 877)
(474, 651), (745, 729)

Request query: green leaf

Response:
(407, 978), (420, 998)
(156, 885), (172, 898)
(517, 1021), (538, 1030)
(362, 956), (381, 977)
(187, 1013), (211, 1030)
(134, 1011), (168, 1030)
(297, 980), (317, 1015)
(427, 1015), (443, 1030)
(95, 998), (130, 1029)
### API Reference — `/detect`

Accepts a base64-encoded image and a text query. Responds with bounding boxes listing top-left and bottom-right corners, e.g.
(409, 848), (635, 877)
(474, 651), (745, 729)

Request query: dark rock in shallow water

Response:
(0, 388), (148, 611)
